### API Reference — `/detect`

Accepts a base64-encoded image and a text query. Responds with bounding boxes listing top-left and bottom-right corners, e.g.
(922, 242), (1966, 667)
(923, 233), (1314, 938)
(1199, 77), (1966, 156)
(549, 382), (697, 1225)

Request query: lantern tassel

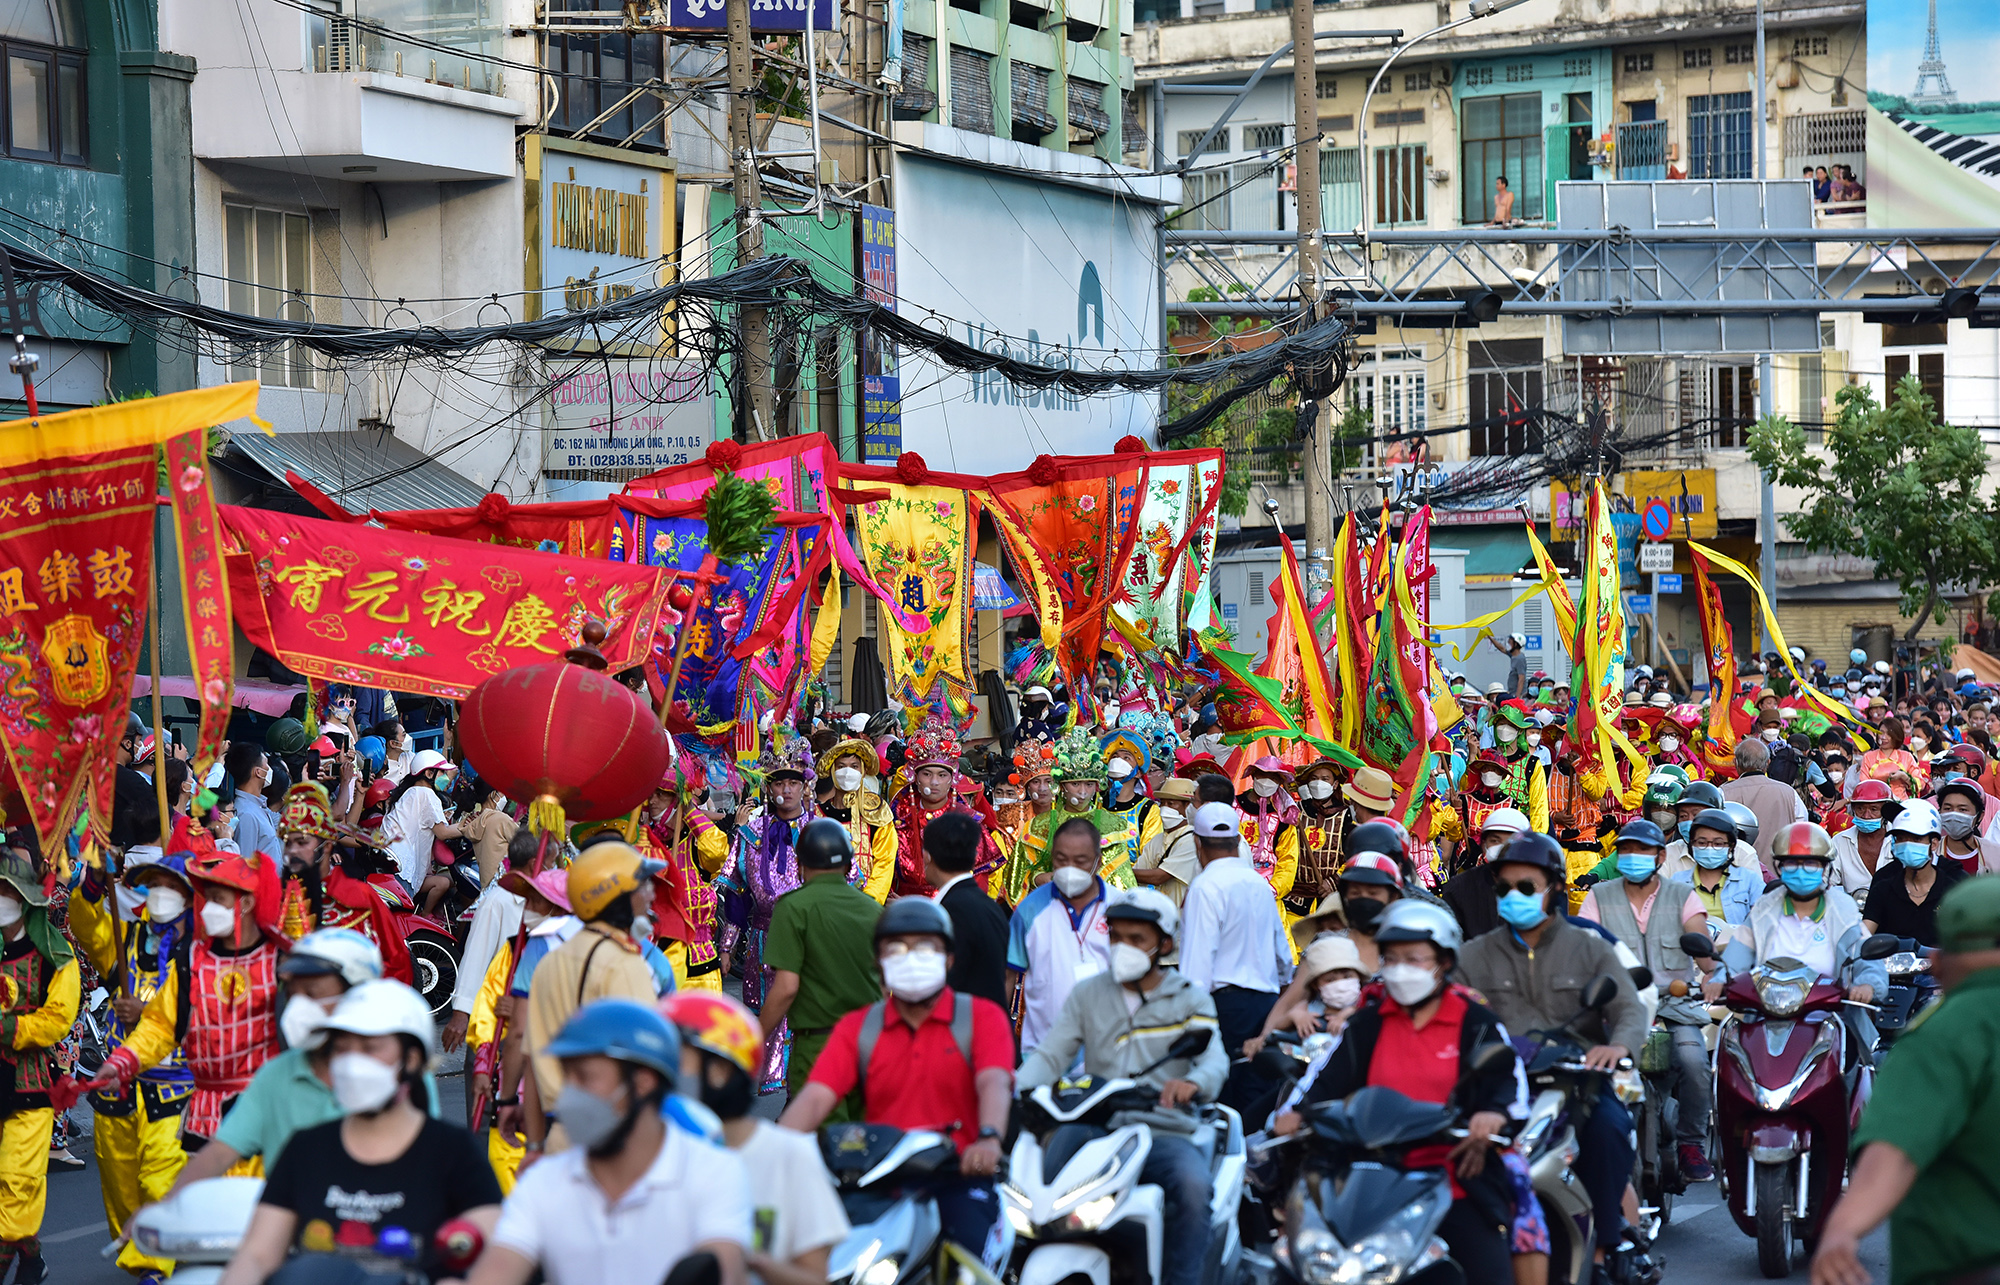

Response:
(529, 793), (568, 841)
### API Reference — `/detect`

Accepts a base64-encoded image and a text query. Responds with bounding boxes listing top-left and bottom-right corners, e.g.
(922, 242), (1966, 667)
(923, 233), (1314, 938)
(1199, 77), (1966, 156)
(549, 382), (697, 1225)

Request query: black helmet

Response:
(863, 710), (902, 739)
(1678, 780), (1726, 812)
(125, 710), (146, 739)
(1689, 808), (1738, 847)
(1615, 818), (1666, 849)
(874, 896), (954, 948)
(795, 818), (855, 869)
(1495, 831), (1567, 878)
(1348, 819), (1408, 860)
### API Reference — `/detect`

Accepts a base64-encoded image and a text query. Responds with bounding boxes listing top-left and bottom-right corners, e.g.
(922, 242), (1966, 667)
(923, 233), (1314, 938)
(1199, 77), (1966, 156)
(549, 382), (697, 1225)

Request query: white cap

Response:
(1480, 807), (1531, 838)
(316, 978), (438, 1057)
(1302, 934), (1364, 979)
(1026, 685), (1052, 700)
(408, 749), (456, 777)
(847, 713), (869, 733)
(1190, 802), (1240, 838)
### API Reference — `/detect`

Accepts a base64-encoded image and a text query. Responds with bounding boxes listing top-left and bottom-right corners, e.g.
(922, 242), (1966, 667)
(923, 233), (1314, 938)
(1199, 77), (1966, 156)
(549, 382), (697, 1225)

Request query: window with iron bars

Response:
(1688, 92), (1753, 179)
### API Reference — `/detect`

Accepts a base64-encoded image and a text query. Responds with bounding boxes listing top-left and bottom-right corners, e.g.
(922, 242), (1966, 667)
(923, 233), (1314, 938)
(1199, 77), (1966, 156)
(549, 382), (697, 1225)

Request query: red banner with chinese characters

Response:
(219, 507), (673, 700)
(0, 447), (159, 850)
(165, 430), (233, 775)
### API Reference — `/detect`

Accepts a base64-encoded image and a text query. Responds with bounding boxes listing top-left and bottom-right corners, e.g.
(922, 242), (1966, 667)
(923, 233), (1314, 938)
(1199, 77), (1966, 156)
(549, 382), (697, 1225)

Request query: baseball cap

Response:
(1190, 802), (1239, 838)
(1936, 876), (2000, 953)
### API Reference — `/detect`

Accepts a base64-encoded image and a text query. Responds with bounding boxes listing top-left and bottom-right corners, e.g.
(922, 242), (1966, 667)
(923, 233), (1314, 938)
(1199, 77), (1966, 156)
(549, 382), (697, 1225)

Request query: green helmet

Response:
(1642, 765), (1690, 809)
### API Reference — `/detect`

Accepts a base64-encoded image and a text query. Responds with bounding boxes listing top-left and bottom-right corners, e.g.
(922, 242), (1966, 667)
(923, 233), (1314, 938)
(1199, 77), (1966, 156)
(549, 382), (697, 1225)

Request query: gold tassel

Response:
(529, 793), (567, 839)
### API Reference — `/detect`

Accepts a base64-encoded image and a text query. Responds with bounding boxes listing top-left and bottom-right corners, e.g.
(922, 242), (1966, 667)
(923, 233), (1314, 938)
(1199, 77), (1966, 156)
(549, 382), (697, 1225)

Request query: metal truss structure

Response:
(1165, 227), (2000, 322)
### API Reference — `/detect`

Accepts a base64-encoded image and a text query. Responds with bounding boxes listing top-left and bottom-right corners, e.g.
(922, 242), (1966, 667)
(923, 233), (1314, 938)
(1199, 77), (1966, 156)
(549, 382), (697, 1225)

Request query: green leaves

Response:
(1747, 375), (1998, 634)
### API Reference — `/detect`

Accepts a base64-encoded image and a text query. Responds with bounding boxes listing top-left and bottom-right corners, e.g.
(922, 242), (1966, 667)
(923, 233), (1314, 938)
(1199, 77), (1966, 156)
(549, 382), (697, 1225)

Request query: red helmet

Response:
(1770, 821), (1834, 860)
(1850, 779), (1894, 805)
(364, 777), (397, 808)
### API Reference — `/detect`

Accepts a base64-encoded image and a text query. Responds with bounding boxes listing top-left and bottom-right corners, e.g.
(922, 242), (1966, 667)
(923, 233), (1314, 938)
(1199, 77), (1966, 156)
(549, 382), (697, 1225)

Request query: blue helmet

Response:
(544, 999), (681, 1081)
(354, 735), (387, 774)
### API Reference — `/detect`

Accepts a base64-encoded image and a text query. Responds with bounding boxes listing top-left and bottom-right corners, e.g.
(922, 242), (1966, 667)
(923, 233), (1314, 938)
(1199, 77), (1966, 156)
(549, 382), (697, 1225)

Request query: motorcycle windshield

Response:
(1318, 1164), (1449, 1245)
(1314, 1086), (1457, 1151)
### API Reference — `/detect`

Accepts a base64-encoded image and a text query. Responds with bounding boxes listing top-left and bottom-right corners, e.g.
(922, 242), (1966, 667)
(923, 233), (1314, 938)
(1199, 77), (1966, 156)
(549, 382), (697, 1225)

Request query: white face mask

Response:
(1251, 778), (1279, 798)
(1318, 977), (1362, 1010)
(330, 1052), (402, 1114)
(1495, 726), (1518, 744)
(523, 908), (550, 930)
(1052, 865), (1095, 898)
(280, 994), (332, 1050)
(1658, 736), (1680, 754)
(832, 767), (863, 792)
(1380, 962), (1440, 1008)
(1107, 758), (1135, 780)
(1482, 840), (1507, 863)
(1160, 806), (1184, 826)
(0, 894), (21, 930)
(146, 887), (187, 923)
(1109, 942), (1154, 984)
(1526, 732), (1543, 749)
(1761, 728), (1781, 742)
(200, 900), (237, 938)
(1828, 767), (1846, 784)
(880, 950), (948, 1002)
(1480, 771), (1504, 789)
(1302, 781), (1336, 800)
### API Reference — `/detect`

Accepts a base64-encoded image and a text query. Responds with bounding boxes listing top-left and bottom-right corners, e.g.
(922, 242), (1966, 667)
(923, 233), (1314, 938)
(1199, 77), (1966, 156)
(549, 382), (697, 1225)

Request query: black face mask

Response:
(700, 1058), (756, 1120)
(1343, 896), (1385, 931)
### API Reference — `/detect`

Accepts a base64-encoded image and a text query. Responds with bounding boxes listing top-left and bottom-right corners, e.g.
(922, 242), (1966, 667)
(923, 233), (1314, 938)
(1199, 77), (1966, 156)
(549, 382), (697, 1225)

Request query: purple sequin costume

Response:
(718, 808), (810, 1092)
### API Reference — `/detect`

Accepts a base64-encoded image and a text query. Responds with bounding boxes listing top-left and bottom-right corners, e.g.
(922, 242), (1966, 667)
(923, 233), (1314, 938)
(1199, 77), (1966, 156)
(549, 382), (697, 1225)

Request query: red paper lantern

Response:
(458, 664), (669, 823)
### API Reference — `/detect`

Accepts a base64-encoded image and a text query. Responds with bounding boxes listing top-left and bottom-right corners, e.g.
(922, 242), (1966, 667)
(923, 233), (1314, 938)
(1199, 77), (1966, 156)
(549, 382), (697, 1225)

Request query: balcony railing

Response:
(309, 0), (504, 96)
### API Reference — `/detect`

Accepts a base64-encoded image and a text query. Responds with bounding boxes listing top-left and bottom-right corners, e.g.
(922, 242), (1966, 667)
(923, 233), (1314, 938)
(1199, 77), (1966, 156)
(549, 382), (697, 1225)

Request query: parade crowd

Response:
(6, 644), (2000, 1285)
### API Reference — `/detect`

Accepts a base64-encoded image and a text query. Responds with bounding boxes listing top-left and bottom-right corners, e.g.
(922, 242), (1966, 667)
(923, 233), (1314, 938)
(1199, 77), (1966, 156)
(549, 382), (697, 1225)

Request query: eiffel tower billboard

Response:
(1868, 0), (2000, 225)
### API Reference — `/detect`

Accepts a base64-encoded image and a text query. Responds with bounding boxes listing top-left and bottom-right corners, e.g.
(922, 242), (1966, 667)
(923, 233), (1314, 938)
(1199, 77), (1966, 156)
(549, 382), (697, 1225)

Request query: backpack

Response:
(853, 994), (974, 1095)
(1767, 739), (1802, 787)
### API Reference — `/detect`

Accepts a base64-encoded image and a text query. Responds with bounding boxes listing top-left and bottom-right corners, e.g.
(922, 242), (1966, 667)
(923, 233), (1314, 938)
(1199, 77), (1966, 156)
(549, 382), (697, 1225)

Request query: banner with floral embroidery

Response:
(0, 445), (159, 852)
(623, 432), (831, 513)
(852, 484), (975, 700)
(284, 476), (620, 560)
(220, 507), (671, 699)
(1120, 447), (1225, 653)
(1181, 454), (1225, 635)
(986, 454), (1147, 681)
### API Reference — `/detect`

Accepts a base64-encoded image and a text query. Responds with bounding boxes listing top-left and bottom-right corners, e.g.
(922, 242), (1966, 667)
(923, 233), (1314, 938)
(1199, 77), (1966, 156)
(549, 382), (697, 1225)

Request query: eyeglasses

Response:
(1774, 858), (1828, 873)
(878, 940), (944, 959)
(1496, 879), (1546, 897)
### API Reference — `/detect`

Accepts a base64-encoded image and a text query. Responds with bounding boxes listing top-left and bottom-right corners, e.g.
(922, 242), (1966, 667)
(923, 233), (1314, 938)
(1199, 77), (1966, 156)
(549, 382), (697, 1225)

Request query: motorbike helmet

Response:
(1677, 780), (1726, 812)
(1889, 797), (1942, 838)
(408, 749), (456, 779)
(659, 992), (761, 1076)
(1688, 808), (1738, 847)
(874, 896), (955, 949)
(545, 998), (680, 1080)
(1614, 819), (1666, 850)
(1495, 831), (1567, 878)
(279, 927), (385, 988)
(795, 818), (855, 869)
(354, 735), (387, 774)
(1347, 819), (1408, 861)
(1105, 887), (1181, 941)
(1372, 899), (1464, 956)
(1851, 779), (1895, 806)
(362, 777), (397, 810)
(1721, 801), (1760, 849)
(1337, 852), (1403, 889)
(1769, 821), (1835, 861)
(1850, 648), (1868, 666)
(566, 842), (666, 922)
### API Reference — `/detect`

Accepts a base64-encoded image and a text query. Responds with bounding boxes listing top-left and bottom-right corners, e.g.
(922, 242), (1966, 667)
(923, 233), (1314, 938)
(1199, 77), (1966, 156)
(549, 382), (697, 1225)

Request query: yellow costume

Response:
(818, 738), (899, 904)
(0, 859), (83, 1275)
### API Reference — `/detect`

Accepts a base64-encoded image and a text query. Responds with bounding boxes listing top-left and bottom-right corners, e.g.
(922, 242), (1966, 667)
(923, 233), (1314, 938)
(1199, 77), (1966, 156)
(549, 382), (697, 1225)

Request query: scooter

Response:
(1681, 930), (1898, 1279)
(999, 1030), (1244, 1285)
(126, 1176), (264, 1285)
(1870, 938), (1939, 1059)
(821, 1123), (1008, 1285)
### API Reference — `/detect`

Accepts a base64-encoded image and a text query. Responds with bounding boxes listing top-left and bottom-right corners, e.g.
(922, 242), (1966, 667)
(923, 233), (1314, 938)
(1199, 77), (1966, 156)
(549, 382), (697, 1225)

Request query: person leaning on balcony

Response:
(1490, 174), (1515, 225)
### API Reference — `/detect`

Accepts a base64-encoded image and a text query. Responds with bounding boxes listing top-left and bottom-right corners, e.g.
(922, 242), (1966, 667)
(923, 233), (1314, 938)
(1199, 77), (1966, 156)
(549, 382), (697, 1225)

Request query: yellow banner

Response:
(0, 381), (268, 468)
(1688, 541), (1858, 732)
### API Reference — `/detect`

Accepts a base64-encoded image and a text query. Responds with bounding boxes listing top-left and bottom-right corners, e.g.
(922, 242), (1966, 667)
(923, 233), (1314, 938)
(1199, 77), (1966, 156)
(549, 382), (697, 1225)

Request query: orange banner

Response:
(220, 507), (672, 699)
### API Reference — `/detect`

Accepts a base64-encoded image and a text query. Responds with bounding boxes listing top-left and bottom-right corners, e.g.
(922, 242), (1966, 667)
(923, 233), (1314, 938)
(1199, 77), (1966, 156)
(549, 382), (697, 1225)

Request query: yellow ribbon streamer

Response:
(1687, 541), (1859, 732)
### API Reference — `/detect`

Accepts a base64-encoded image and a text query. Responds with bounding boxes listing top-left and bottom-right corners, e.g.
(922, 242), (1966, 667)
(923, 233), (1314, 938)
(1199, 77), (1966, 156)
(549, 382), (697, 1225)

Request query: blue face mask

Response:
(1692, 844), (1733, 870)
(1892, 840), (1934, 868)
(1497, 889), (1549, 930)
(1677, 820), (1693, 843)
(1779, 865), (1826, 897)
(1853, 817), (1884, 834)
(1941, 770), (1965, 783)
(1616, 853), (1658, 883)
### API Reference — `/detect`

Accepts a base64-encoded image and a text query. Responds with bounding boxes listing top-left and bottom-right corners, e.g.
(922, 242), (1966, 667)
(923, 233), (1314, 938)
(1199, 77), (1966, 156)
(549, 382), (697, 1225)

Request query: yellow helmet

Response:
(566, 841), (665, 923)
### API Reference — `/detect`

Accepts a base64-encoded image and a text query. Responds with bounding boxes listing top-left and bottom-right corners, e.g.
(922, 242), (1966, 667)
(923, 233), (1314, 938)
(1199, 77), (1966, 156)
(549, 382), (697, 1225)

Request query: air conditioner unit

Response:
(1433, 63), (1453, 87)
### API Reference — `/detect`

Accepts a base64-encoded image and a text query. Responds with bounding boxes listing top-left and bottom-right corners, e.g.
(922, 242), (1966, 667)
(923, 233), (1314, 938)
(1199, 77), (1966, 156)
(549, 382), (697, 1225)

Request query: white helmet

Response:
(1372, 899), (1464, 955)
(1873, 661), (1893, 676)
(316, 978), (439, 1057)
(408, 749), (456, 778)
(1480, 807), (1531, 839)
(279, 927), (385, 989)
(1507, 632), (1526, 647)
(1104, 887), (1180, 940)
(1889, 798), (1941, 839)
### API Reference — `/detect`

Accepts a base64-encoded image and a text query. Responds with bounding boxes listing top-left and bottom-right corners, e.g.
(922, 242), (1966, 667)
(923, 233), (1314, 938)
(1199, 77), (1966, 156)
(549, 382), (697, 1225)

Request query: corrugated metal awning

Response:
(230, 430), (489, 512)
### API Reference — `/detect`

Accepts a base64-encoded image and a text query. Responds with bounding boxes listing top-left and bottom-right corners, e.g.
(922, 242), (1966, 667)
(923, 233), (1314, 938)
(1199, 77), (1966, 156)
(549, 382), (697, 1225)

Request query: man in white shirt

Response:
(1177, 803), (1292, 1078)
(442, 829), (537, 1056)
(1006, 818), (1113, 1050)
(470, 999), (751, 1285)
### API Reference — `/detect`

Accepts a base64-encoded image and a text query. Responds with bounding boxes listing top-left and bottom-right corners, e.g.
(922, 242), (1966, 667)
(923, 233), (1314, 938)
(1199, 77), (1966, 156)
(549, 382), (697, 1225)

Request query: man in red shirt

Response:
(780, 898), (1014, 1257)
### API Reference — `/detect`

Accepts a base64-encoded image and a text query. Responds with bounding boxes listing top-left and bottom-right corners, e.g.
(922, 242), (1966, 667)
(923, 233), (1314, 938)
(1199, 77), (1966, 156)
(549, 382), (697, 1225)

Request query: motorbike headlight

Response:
(1754, 973), (1809, 1017)
(1004, 1204), (1034, 1238)
(1352, 1228), (1414, 1281)
(1291, 1228), (1359, 1285)
(860, 1258), (902, 1285)
(1612, 1066), (1644, 1107)
(1065, 1195), (1118, 1232)
(1059, 1134), (1142, 1205)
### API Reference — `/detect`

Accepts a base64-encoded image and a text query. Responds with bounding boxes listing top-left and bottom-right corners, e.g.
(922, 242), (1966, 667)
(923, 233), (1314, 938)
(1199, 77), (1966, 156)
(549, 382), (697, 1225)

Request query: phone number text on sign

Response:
(542, 360), (716, 473)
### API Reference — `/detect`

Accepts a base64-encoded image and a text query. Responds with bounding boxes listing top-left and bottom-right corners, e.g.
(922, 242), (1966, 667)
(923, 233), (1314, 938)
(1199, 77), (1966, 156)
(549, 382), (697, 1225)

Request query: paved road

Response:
(1652, 1186), (1890, 1283)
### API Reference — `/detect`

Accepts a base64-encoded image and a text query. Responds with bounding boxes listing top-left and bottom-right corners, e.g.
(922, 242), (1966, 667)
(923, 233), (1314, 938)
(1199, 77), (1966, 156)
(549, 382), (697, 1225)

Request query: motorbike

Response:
(1680, 930), (1899, 1278)
(126, 1176), (265, 1285)
(820, 1123), (1008, 1285)
(1870, 938), (1939, 1058)
(999, 1030), (1245, 1285)
(1632, 969), (1704, 1232)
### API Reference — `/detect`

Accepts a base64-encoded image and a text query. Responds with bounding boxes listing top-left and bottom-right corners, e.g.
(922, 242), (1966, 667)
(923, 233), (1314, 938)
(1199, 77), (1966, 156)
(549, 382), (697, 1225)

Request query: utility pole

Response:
(1755, 0), (1777, 654)
(1291, 2), (1329, 599)
(727, 0), (776, 440)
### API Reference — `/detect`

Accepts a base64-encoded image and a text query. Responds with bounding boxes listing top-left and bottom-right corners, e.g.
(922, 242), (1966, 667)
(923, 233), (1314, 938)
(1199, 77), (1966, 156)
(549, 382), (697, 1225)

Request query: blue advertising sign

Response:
(860, 204), (901, 462)
(663, 0), (837, 31)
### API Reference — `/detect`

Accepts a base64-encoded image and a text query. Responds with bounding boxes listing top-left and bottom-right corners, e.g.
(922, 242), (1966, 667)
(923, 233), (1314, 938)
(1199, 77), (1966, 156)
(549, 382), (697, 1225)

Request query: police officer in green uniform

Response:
(1812, 875), (2000, 1285)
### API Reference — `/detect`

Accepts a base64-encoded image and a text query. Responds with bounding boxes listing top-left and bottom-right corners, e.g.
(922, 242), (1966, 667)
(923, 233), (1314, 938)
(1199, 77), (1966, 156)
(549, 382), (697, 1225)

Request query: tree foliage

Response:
(1747, 376), (2000, 638)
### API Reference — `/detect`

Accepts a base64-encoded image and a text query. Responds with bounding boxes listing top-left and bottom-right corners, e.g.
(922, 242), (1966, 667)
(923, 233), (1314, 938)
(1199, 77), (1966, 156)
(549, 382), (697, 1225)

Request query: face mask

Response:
(1381, 963), (1441, 1008)
(1692, 844), (1733, 870)
(554, 1082), (630, 1154)
(1940, 769), (1965, 783)
(1107, 758), (1135, 780)
(0, 895), (20, 930)
(832, 768), (863, 792)
(1942, 812), (1978, 840)
(1911, 740), (1930, 754)
(1482, 841), (1506, 863)
(1526, 732), (1543, 749)
(1052, 866), (1095, 898)
(1497, 889), (1547, 929)
(1779, 865), (1826, 897)
(1480, 771), (1505, 789)
(330, 1053), (402, 1114)
(1318, 977), (1362, 1010)
(1648, 809), (1678, 830)
(1334, 890), (1383, 930)
(1659, 736), (1681, 755)
(699, 1066), (756, 1120)
(631, 914), (653, 942)
(1828, 768), (1846, 784)
(1160, 806), (1184, 826)
(880, 949), (948, 1003)
(1251, 778), (1279, 798)
(280, 994), (331, 1050)
(1892, 840), (1934, 868)
(994, 794), (1021, 809)
(146, 886), (187, 923)
(199, 900), (237, 938)
(1852, 817), (1883, 834)
(1495, 726), (1519, 745)
(1303, 781), (1335, 800)
(1109, 943), (1154, 984)
(1616, 853), (1657, 883)
(115, 884), (148, 921)
(523, 909), (549, 931)
(1677, 820), (1694, 844)
(1762, 728), (1781, 743)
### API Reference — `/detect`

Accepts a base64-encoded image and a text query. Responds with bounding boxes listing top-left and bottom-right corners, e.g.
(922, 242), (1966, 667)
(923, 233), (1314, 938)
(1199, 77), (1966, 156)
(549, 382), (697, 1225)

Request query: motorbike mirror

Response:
(1627, 966), (1654, 993)
(1580, 975), (1618, 1011)
(1167, 1028), (1213, 1062)
(1860, 932), (1901, 961)
(1253, 1046), (1304, 1082)
(1679, 931), (1718, 960)
(1469, 1039), (1513, 1074)
(661, 1253), (722, 1285)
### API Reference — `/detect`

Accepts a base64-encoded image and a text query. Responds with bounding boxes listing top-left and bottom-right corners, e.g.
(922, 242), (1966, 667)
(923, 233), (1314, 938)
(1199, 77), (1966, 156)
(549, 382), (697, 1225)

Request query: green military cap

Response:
(1936, 875), (2000, 953)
